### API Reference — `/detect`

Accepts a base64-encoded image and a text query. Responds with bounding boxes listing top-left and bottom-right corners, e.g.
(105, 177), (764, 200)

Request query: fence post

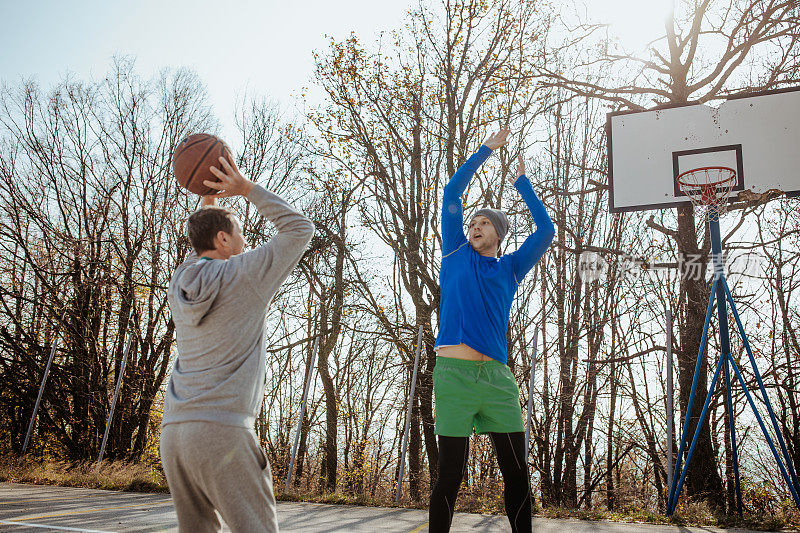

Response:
(395, 325), (424, 505)
(285, 336), (320, 492)
(96, 331), (133, 466)
(666, 308), (674, 493)
(524, 326), (540, 457)
(21, 333), (61, 455)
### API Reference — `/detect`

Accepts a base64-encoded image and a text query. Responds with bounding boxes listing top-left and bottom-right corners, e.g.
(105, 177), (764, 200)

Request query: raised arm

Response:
(441, 130), (510, 256)
(506, 156), (555, 282)
(204, 156), (314, 303)
(234, 186), (314, 301)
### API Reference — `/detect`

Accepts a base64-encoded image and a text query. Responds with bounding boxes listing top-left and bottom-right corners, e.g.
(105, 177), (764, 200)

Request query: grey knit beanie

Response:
(472, 208), (509, 242)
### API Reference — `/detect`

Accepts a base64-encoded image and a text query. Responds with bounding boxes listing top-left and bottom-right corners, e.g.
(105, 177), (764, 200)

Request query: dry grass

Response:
(2, 455), (797, 531)
(0, 455), (168, 493)
(533, 500), (799, 531)
(669, 497), (800, 531)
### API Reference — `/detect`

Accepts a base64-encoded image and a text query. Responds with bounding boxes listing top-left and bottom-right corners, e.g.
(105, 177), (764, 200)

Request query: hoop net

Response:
(676, 166), (737, 219)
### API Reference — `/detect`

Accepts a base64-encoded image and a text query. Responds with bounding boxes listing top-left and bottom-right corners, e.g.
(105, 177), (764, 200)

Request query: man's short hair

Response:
(187, 206), (234, 253)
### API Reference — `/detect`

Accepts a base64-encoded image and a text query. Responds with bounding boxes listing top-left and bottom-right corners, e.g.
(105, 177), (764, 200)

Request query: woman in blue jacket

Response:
(430, 129), (555, 533)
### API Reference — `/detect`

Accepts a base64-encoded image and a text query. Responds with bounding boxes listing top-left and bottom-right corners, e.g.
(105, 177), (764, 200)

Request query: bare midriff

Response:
(437, 343), (493, 361)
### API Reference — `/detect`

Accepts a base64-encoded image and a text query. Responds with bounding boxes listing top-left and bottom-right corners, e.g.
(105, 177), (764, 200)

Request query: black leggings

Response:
(429, 432), (531, 532)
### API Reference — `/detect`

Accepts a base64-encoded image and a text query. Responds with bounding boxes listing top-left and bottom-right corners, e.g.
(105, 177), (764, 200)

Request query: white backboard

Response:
(607, 87), (800, 213)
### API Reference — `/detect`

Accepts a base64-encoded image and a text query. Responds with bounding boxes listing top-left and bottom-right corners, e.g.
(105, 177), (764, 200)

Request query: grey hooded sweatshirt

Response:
(163, 185), (314, 428)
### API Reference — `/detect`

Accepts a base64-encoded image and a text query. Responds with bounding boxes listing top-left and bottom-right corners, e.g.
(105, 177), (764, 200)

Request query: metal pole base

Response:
(666, 272), (800, 514)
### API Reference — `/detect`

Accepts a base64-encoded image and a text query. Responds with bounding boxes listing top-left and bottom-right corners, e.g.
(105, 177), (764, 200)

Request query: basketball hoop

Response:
(676, 166), (737, 218)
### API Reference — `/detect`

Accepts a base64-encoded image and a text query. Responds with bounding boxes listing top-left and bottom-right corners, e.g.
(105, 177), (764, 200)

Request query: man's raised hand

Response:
(516, 154), (525, 179)
(204, 156), (255, 199)
(483, 129), (511, 151)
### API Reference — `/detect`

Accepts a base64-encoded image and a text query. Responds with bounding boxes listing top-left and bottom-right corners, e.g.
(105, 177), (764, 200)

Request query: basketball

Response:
(172, 134), (233, 196)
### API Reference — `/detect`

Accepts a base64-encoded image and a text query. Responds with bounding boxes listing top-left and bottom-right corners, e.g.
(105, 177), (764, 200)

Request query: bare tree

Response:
(309, 0), (548, 498)
(0, 59), (213, 460)
(539, 0), (800, 506)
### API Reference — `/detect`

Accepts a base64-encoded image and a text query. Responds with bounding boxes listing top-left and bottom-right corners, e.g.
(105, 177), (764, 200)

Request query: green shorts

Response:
(433, 356), (524, 437)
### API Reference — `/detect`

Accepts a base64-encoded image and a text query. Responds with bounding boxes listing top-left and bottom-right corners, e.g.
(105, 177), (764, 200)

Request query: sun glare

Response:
(589, 0), (674, 52)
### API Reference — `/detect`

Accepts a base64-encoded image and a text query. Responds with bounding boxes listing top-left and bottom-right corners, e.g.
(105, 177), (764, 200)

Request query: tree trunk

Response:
(318, 360), (338, 492)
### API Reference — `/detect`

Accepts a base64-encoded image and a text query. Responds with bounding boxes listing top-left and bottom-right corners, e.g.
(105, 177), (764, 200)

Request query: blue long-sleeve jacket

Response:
(435, 145), (555, 364)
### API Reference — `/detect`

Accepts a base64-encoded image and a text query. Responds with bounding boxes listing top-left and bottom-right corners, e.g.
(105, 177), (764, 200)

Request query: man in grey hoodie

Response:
(160, 154), (314, 532)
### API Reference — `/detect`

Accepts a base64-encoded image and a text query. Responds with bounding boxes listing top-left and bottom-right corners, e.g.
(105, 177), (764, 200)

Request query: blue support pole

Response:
(708, 217), (743, 516)
(727, 355), (800, 508)
(722, 277), (800, 496)
(666, 208), (800, 516)
(723, 356), (743, 515)
(667, 276), (718, 513)
(668, 350), (727, 515)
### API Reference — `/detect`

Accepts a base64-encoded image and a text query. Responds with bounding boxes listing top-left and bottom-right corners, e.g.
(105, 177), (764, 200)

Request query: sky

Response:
(0, 0), (672, 144)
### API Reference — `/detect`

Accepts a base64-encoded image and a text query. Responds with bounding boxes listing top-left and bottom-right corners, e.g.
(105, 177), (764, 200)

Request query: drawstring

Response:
(475, 361), (488, 383)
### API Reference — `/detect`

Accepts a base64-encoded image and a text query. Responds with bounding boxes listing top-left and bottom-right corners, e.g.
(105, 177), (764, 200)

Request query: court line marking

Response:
(0, 494), (104, 504)
(9, 499), (174, 521)
(0, 519), (113, 532)
(409, 523), (428, 533)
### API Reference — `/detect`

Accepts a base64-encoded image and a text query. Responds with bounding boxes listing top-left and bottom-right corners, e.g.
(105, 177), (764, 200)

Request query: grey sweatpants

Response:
(160, 421), (278, 533)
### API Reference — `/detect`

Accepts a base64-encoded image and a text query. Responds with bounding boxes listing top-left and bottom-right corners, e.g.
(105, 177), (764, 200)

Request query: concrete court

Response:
(0, 482), (761, 533)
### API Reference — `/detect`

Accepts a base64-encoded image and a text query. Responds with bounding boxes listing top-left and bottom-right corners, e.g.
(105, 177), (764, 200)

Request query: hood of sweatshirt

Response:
(168, 256), (225, 327)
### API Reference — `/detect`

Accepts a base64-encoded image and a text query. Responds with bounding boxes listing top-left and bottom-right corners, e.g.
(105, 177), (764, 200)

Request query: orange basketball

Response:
(172, 134), (233, 196)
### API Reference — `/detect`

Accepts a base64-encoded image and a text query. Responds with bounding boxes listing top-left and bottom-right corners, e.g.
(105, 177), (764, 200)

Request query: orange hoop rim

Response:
(676, 166), (736, 189)
(676, 166), (737, 207)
